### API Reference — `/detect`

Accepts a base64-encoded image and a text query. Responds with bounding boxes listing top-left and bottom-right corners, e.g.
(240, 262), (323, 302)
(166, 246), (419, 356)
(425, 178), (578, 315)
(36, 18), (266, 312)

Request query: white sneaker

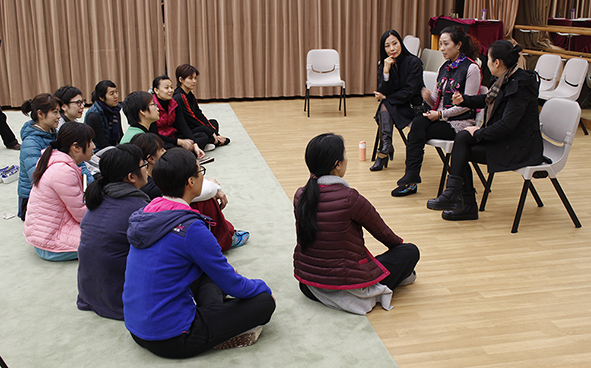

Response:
(1, 165), (19, 184)
(213, 326), (263, 350)
(204, 143), (216, 152)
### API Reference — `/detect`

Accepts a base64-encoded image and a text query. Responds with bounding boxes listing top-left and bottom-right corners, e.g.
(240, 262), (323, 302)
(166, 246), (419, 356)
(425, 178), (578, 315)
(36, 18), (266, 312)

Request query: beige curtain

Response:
(464, 0), (520, 39)
(164, 0), (454, 100)
(550, 0), (591, 18)
(0, 0), (165, 107)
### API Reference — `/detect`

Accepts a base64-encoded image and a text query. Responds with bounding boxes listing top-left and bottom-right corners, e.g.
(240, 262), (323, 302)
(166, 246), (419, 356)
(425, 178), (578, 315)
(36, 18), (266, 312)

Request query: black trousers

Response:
(449, 130), (487, 191)
(300, 243), (420, 301)
(399, 116), (456, 185)
(0, 107), (18, 148)
(131, 275), (275, 359)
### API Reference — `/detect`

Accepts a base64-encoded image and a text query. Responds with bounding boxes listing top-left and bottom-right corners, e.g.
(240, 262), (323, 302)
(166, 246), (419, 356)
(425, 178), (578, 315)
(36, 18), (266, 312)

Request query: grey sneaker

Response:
(214, 326), (263, 350)
(399, 271), (416, 286)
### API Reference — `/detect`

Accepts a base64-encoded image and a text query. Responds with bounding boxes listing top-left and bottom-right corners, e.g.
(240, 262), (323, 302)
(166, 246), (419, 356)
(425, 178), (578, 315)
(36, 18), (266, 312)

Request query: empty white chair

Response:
(539, 57), (588, 101)
(304, 49), (346, 117)
(479, 98), (582, 233)
(403, 35), (421, 57)
(420, 48), (446, 72)
(534, 54), (563, 92)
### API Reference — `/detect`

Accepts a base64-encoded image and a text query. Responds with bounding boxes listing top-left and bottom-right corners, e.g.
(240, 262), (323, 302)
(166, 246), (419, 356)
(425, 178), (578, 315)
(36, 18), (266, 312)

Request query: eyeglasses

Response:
(198, 166), (206, 176)
(69, 99), (86, 107)
(139, 160), (149, 170)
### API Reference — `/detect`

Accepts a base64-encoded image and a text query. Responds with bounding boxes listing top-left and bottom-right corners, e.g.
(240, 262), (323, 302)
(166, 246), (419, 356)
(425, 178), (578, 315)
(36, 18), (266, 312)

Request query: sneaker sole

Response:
(214, 326), (263, 350)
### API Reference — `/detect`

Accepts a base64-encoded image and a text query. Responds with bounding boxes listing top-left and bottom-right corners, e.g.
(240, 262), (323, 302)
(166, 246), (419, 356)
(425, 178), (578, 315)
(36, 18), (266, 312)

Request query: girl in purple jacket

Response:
(294, 133), (419, 315)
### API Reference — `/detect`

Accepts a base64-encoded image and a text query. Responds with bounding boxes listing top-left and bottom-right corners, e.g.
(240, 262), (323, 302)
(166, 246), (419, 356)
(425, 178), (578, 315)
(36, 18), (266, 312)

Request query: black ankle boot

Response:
(426, 175), (463, 210)
(442, 189), (479, 220)
(370, 154), (389, 171)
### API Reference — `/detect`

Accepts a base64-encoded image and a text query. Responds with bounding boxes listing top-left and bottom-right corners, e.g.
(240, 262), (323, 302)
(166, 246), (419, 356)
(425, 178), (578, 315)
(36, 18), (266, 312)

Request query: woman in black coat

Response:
(426, 40), (544, 221)
(370, 30), (424, 171)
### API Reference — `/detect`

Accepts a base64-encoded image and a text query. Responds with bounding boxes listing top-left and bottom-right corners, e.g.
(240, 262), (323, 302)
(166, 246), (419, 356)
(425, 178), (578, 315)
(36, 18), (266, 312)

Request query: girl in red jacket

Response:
(293, 133), (419, 314)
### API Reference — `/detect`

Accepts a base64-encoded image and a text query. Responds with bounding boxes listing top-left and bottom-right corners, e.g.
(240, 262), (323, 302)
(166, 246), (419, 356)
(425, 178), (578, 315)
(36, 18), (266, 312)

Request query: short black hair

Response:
(122, 91), (153, 126)
(152, 148), (199, 198)
(54, 85), (83, 104)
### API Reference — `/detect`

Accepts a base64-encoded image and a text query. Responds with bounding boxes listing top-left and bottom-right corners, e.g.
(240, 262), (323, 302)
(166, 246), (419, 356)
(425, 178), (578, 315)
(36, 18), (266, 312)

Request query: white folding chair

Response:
(479, 98), (582, 233)
(304, 49), (346, 117)
(420, 49), (446, 72)
(427, 86), (489, 196)
(534, 54), (563, 92)
(403, 35), (421, 57)
(423, 71), (437, 90)
(539, 57), (589, 135)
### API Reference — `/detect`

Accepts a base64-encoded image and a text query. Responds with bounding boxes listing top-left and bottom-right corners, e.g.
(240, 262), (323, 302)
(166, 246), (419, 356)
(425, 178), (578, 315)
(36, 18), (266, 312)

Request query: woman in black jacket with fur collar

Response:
(426, 40), (544, 221)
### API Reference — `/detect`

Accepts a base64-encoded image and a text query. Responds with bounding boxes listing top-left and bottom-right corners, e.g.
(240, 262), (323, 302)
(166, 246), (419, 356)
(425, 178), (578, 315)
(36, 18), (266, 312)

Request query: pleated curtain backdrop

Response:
(550, 0), (591, 18)
(464, 0), (521, 39)
(0, 0), (165, 107)
(0, 0), (454, 106)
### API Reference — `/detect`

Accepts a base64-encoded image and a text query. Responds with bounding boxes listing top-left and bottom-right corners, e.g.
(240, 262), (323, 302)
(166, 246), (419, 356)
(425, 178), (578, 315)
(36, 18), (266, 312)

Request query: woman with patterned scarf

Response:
(392, 26), (482, 197)
(426, 40), (544, 221)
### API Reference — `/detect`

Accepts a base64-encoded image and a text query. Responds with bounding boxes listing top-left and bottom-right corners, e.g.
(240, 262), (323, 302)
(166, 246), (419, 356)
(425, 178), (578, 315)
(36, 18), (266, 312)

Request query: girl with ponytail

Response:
(293, 133), (420, 315)
(23, 121), (95, 261)
(17, 93), (61, 220)
(427, 40), (544, 221)
(77, 144), (150, 320)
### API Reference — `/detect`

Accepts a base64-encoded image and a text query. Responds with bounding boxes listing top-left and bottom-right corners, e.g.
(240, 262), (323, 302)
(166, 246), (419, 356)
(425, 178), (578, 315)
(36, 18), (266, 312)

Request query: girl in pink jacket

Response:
(24, 122), (96, 261)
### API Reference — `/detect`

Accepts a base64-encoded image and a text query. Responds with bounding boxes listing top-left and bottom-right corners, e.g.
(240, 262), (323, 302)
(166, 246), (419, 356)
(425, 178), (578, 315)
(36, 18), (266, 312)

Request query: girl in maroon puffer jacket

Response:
(293, 133), (420, 315)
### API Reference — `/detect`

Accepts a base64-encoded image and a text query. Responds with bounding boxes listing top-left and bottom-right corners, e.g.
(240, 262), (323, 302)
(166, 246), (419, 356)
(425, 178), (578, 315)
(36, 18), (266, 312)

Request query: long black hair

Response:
(32, 121), (95, 186)
(379, 29), (411, 62)
(296, 133), (345, 248)
(84, 144), (144, 210)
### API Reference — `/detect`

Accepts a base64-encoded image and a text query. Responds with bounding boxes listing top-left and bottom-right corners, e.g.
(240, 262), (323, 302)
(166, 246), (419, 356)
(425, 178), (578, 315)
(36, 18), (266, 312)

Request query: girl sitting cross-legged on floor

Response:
(293, 133), (420, 315)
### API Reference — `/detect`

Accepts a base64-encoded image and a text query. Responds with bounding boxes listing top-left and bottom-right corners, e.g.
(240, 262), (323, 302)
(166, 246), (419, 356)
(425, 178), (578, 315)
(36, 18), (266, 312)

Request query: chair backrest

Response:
(306, 49), (342, 84)
(539, 98), (581, 173)
(403, 35), (421, 57)
(423, 71), (438, 90)
(475, 86), (489, 127)
(420, 48), (446, 72)
(535, 54), (563, 92)
(555, 58), (589, 99)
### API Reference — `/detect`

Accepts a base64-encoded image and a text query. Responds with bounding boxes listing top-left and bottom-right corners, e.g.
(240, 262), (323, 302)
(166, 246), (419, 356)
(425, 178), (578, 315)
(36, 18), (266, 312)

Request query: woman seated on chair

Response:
(370, 29), (423, 171)
(392, 26), (481, 196)
(426, 40), (544, 221)
(294, 133), (420, 315)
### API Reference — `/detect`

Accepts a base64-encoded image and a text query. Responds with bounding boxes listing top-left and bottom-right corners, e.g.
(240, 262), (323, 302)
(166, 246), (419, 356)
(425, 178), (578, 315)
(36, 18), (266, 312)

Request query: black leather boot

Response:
(426, 175), (463, 210)
(370, 111), (394, 171)
(442, 189), (479, 220)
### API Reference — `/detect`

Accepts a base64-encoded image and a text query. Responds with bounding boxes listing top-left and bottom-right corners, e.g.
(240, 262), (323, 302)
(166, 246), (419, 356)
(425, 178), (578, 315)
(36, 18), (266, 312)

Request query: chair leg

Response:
(371, 123), (380, 161)
(550, 177), (582, 228)
(343, 87), (346, 116)
(397, 127), (408, 146)
(472, 162), (488, 190)
(306, 88), (310, 117)
(339, 87), (342, 111)
(304, 84), (307, 111)
(511, 179), (530, 233)
(528, 182), (544, 207)
(479, 172), (495, 212)
(437, 150), (451, 197)
(580, 119), (589, 135)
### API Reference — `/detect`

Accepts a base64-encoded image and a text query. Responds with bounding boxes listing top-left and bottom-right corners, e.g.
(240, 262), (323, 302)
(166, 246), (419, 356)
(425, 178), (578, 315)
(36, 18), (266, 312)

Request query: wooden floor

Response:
(230, 96), (591, 368)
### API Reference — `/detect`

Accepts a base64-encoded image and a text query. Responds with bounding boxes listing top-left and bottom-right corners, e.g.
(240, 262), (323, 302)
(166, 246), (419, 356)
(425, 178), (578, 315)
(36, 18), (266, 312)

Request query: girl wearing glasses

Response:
(54, 85), (85, 129)
(77, 144), (150, 320)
